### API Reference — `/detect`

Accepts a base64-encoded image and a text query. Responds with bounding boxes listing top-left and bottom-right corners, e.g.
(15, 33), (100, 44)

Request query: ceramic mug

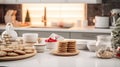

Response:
(22, 33), (38, 43)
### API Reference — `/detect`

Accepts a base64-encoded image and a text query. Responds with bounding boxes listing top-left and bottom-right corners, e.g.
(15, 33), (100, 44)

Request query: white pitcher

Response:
(1, 23), (18, 41)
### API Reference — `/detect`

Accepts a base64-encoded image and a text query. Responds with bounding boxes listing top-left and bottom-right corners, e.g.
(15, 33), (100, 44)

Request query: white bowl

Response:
(46, 42), (57, 49)
(76, 40), (87, 50)
(22, 33), (38, 43)
(34, 43), (46, 53)
(87, 41), (97, 52)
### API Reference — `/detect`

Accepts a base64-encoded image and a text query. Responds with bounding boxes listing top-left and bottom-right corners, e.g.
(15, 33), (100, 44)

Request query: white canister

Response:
(1, 23), (18, 41)
(22, 33), (38, 43)
(95, 16), (109, 28)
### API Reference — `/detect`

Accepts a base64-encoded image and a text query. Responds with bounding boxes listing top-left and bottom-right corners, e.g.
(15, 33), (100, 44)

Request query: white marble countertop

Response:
(0, 24), (112, 33)
(0, 50), (119, 67)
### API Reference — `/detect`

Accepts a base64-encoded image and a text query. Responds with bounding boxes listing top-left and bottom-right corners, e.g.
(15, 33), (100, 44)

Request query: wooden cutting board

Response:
(51, 50), (80, 56)
(0, 50), (37, 61)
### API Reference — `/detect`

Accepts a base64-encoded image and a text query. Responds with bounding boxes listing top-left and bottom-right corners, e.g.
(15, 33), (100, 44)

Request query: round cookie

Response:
(0, 45), (6, 50)
(7, 52), (19, 56)
(58, 41), (68, 47)
(2, 48), (14, 52)
(58, 48), (67, 53)
(67, 49), (76, 53)
(14, 50), (26, 55)
(0, 51), (7, 57)
(67, 40), (76, 47)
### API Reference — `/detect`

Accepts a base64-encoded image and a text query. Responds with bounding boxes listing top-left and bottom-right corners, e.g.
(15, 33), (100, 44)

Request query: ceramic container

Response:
(22, 33), (38, 43)
(76, 40), (87, 50)
(34, 44), (46, 53)
(1, 23), (18, 41)
(46, 42), (57, 49)
(95, 16), (109, 29)
(87, 41), (97, 52)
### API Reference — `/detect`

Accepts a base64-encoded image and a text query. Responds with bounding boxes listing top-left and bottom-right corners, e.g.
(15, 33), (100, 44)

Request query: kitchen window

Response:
(22, 3), (86, 26)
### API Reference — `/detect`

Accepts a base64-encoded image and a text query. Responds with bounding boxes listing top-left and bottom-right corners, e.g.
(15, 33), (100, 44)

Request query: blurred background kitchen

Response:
(0, 0), (120, 40)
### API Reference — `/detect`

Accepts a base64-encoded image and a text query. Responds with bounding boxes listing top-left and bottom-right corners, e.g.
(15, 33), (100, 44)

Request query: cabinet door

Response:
(67, 0), (102, 3)
(71, 32), (110, 40)
(4, 0), (17, 4)
(41, 0), (66, 3)
(18, 0), (41, 3)
(39, 31), (70, 39)
(16, 30), (70, 39)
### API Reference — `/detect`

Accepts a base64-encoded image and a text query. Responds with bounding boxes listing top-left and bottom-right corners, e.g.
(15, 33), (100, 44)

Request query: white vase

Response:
(1, 23), (18, 41)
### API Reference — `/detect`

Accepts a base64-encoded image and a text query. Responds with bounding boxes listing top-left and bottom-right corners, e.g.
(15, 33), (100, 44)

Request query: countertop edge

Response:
(0, 25), (112, 33)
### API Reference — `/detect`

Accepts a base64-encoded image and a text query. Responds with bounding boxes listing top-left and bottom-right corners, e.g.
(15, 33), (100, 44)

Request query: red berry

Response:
(116, 53), (120, 57)
(45, 38), (57, 42)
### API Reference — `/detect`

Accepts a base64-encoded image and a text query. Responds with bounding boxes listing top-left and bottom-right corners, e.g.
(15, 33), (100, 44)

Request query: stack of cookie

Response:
(67, 40), (76, 53)
(57, 40), (76, 53)
(2, 34), (12, 45)
(58, 41), (68, 53)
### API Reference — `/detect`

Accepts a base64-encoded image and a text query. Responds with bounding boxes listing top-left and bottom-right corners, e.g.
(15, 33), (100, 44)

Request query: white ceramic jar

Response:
(95, 16), (109, 28)
(1, 23), (18, 41)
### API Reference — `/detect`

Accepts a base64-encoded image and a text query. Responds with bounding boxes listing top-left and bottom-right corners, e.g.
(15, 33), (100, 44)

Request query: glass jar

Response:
(96, 35), (112, 51)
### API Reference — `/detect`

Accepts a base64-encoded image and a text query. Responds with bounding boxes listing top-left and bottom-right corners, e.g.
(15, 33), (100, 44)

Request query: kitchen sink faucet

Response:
(42, 7), (47, 27)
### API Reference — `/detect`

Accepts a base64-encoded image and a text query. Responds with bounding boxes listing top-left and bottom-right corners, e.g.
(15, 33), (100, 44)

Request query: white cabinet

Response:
(18, 0), (41, 3)
(70, 32), (110, 40)
(67, 0), (102, 3)
(4, 0), (17, 4)
(40, 0), (66, 3)
(17, 30), (70, 39)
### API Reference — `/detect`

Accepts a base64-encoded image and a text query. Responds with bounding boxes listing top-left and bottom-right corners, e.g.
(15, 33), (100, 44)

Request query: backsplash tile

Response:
(87, 4), (102, 25)
(87, 2), (120, 26)
(103, 0), (120, 3)
(0, 4), (22, 24)
(0, 4), (4, 23)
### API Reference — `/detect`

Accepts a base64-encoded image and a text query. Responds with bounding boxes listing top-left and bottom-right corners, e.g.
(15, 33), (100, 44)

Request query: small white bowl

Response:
(76, 40), (87, 50)
(46, 42), (57, 49)
(34, 43), (46, 53)
(87, 41), (97, 52)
